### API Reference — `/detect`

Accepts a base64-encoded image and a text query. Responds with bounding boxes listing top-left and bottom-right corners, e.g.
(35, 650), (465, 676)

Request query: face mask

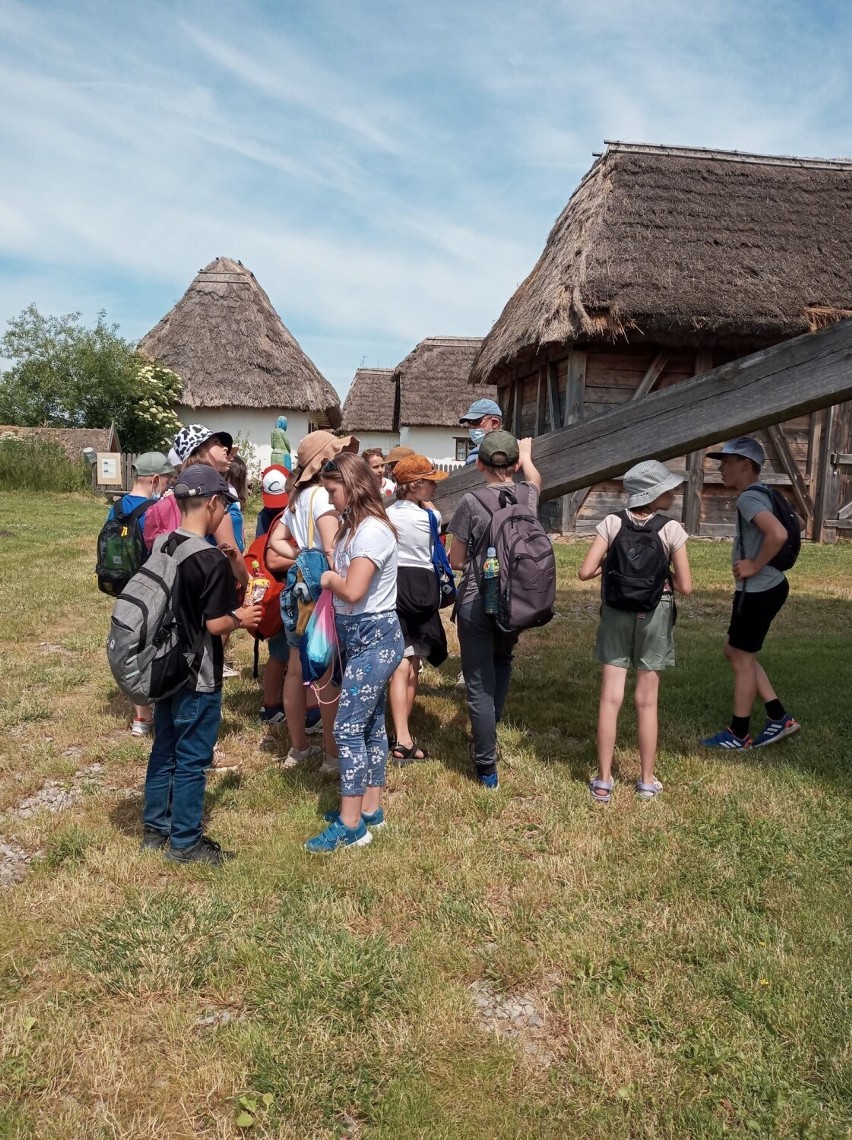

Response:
(469, 427), (486, 445)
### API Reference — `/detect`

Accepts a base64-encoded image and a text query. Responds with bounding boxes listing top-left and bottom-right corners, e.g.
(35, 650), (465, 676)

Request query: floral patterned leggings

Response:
(334, 610), (404, 797)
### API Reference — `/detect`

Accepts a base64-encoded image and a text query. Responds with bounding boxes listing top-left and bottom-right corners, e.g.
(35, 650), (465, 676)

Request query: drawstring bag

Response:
(427, 509), (457, 608)
(299, 590), (340, 692)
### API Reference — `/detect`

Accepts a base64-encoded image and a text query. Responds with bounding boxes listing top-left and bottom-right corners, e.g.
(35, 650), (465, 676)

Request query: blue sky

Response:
(1, 0), (850, 397)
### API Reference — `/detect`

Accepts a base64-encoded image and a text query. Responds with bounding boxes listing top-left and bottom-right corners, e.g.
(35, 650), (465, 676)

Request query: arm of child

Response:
(320, 557), (376, 605)
(449, 535), (467, 571)
(316, 513), (339, 566)
(207, 603), (263, 636)
(265, 546), (295, 577)
(215, 513), (249, 587)
(578, 535), (608, 580)
(517, 437), (542, 492)
(733, 509), (786, 580)
(670, 543), (693, 596)
(267, 520), (299, 561)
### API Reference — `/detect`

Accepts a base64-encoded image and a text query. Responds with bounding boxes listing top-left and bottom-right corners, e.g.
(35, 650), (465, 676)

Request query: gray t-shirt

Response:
(449, 481), (540, 605)
(734, 484), (785, 593)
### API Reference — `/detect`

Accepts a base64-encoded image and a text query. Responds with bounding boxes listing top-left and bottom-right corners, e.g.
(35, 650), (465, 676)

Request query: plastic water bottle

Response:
(483, 547), (500, 615)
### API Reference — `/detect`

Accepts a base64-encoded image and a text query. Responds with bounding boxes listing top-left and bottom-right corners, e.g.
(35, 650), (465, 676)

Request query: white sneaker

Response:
(131, 718), (154, 737)
(222, 662), (240, 679)
(455, 671), (466, 689)
(318, 753), (339, 779)
(281, 744), (321, 770)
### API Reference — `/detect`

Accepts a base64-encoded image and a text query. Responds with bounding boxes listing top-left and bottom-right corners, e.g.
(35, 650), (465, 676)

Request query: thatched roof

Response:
(0, 424), (120, 460)
(138, 257), (341, 427)
(395, 337), (497, 426)
(340, 368), (396, 432)
(472, 142), (852, 383)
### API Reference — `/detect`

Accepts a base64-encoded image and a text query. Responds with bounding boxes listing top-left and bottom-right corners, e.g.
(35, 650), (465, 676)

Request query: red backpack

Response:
(242, 511), (286, 640)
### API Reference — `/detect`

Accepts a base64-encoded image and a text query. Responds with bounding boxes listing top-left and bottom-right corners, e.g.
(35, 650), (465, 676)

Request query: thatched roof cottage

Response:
(471, 142), (852, 538)
(340, 367), (397, 453)
(139, 257), (341, 468)
(341, 338), (498, 462)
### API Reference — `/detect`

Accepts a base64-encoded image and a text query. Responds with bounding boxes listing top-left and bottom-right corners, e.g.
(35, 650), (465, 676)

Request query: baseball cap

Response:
(386, 445), (415, 467)
(706, 437), (765, 466)
(478, 430), (520, 468)
(392, 454), (449, 484)
(173, 464), (237, 502)
(261, 464), (289, 508)
(172, 424), (234, 463)
(622, 460), (684, 509)
(459, 398), (503, 425)
(132, 451), (173, 477)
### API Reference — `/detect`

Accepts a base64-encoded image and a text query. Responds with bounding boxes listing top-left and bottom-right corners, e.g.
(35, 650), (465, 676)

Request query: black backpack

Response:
(96, 498), (155, 597)
(470, 485), (556, 634)
(601, 511), (670, 612)
(737, 484), (801, 572)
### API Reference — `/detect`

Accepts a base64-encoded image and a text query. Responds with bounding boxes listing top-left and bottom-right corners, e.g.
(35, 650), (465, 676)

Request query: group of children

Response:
(115, 422), (799, 864)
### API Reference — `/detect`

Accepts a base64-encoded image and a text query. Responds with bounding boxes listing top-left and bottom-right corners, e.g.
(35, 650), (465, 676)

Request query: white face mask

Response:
(469, 427), (486, 445)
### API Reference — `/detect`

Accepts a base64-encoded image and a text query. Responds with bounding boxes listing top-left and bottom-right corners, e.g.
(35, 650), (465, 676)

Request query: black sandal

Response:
(391, 741), (429, 765)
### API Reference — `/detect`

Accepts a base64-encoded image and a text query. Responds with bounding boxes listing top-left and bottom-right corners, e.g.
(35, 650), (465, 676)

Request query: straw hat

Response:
(288, 431), (359, 488)
(393, 454), (449, 484)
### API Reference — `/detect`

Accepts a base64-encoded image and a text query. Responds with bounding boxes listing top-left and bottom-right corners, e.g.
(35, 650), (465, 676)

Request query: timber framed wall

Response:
(499, 343), (852, 541)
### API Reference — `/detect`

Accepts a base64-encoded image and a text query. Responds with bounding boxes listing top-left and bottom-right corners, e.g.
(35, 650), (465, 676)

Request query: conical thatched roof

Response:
(472, 142), (852, 383)
(340, 368), (396, 432)
(139, 257), (341, 427)
(395, 337), (497, 426)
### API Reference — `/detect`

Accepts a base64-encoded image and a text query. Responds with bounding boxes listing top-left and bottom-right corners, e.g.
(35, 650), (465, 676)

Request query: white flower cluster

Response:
(132, 359), (183, 445)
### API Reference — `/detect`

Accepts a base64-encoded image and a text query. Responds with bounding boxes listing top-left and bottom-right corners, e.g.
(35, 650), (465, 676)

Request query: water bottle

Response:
(482, 547), (500, 615)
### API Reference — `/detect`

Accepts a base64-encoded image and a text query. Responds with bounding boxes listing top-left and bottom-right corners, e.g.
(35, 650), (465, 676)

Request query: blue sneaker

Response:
(476, 770), (499, 789)
(753, 716), (800, 747)
(323, 807), (386, 830)
(700, 727), (752, 750)
(305, 817), (372, 853)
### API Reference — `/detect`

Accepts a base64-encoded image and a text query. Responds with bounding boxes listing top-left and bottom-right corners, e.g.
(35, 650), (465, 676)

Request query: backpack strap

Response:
(116, 497), (156, 523)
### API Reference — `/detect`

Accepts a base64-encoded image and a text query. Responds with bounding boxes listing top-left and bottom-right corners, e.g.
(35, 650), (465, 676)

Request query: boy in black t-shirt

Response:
(141, 465), (261, 866)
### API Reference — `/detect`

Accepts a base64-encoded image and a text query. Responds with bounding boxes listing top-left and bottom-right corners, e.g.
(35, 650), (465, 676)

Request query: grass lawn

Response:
(0, 490), (850, 1139)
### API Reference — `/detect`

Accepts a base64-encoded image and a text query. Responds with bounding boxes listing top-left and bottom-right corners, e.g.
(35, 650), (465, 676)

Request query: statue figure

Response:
(270, 415), (291, 468)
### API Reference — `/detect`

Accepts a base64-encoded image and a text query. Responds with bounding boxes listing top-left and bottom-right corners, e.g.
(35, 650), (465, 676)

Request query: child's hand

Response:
(517, 437), (533, 459)
(238, 603), (263, 631)
(219, 543), (240, 563)
(733, 558), (758, 580)
(320, 570), (337, 591)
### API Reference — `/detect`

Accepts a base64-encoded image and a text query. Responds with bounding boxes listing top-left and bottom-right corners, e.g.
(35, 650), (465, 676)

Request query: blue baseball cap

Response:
(707, 437), (765, 466)
(459, 398), (503, 424)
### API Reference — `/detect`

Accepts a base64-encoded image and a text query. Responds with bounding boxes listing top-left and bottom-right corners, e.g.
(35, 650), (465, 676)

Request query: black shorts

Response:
(727, 578), (789, 654)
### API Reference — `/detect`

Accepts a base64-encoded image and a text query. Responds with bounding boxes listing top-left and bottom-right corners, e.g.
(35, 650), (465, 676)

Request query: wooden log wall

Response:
(499, 341), (845, 540)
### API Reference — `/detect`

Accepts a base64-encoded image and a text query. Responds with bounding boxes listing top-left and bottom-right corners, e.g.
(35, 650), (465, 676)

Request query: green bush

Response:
(0, 439), (91, 492)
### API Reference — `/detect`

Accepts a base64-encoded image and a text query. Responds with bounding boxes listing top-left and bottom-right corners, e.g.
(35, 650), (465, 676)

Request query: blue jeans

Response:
(143, 687), (222, 849)
(334, 611), (404, 797)
(457, 597), (518, 776)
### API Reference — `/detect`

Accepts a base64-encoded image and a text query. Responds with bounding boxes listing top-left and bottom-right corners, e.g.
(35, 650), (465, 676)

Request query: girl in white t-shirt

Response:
(268, 431), (358, 773)
(578, 460), (693, 804)
(304, 452), (403, 853)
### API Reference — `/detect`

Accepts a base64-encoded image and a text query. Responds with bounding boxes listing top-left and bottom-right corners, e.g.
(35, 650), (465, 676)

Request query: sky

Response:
(1, 0), (850, 398)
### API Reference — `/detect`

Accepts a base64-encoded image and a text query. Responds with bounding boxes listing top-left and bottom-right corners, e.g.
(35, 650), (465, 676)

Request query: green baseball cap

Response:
(478, 430), (520, 468)
(132, 451), (173, 476)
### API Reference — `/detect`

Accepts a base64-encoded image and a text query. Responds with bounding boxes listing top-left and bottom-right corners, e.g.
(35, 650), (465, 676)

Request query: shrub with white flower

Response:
(131, 356), (183, 448)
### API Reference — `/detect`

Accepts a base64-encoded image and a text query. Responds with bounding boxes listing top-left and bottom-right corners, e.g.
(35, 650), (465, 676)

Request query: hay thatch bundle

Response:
(395, 337), (496, 426)
(472, 142), (852, 383)
(340, 368), (396, 432)
(0, 425), (118, 461)
(139, 257), (341, 427)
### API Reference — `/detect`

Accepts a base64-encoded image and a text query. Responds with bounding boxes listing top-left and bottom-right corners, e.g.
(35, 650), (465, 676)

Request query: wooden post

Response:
(564, 350), (586, 425)
(681, 351), (713, 533)
(512, 380), (522, 436)
(534, 366), (545, 435)
(433, 319), (852, 516)
(547, 362), (562, 430)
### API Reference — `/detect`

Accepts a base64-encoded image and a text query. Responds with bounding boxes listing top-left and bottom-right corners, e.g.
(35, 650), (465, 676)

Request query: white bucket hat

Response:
(622, 460), (684, 509)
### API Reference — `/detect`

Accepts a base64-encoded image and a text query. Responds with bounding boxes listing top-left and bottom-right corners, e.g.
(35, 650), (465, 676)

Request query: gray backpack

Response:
(106, 534), (210, 705)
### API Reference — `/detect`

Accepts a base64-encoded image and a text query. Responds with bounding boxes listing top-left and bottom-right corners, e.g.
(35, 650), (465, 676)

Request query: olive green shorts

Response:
(594, 594), (676, 671)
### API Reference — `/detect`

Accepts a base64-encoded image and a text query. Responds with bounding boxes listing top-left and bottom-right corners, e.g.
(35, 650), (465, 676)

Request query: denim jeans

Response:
(334, 611), (404, 797)
(143, 687), (222, 849)
(457, 597), (519, 776)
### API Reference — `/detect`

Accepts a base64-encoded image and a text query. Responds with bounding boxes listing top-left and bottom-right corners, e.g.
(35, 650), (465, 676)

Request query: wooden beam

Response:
(547, 362), (562, 431)
(765, 423), (814, 520)
(434, 319), (852, 516)
(635, 348), (671, 399)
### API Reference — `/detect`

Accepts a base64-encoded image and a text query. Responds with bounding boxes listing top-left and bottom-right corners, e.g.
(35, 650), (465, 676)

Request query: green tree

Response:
(0, 305), (182, 453)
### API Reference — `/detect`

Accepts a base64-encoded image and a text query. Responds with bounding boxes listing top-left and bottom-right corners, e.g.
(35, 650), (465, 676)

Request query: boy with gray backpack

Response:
(107, 465), (261, 865)
(448, 432), (550, 789)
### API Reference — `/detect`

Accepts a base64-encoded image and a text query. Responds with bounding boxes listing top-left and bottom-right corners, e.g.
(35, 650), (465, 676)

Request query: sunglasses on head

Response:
(322, 458), (340, 474)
